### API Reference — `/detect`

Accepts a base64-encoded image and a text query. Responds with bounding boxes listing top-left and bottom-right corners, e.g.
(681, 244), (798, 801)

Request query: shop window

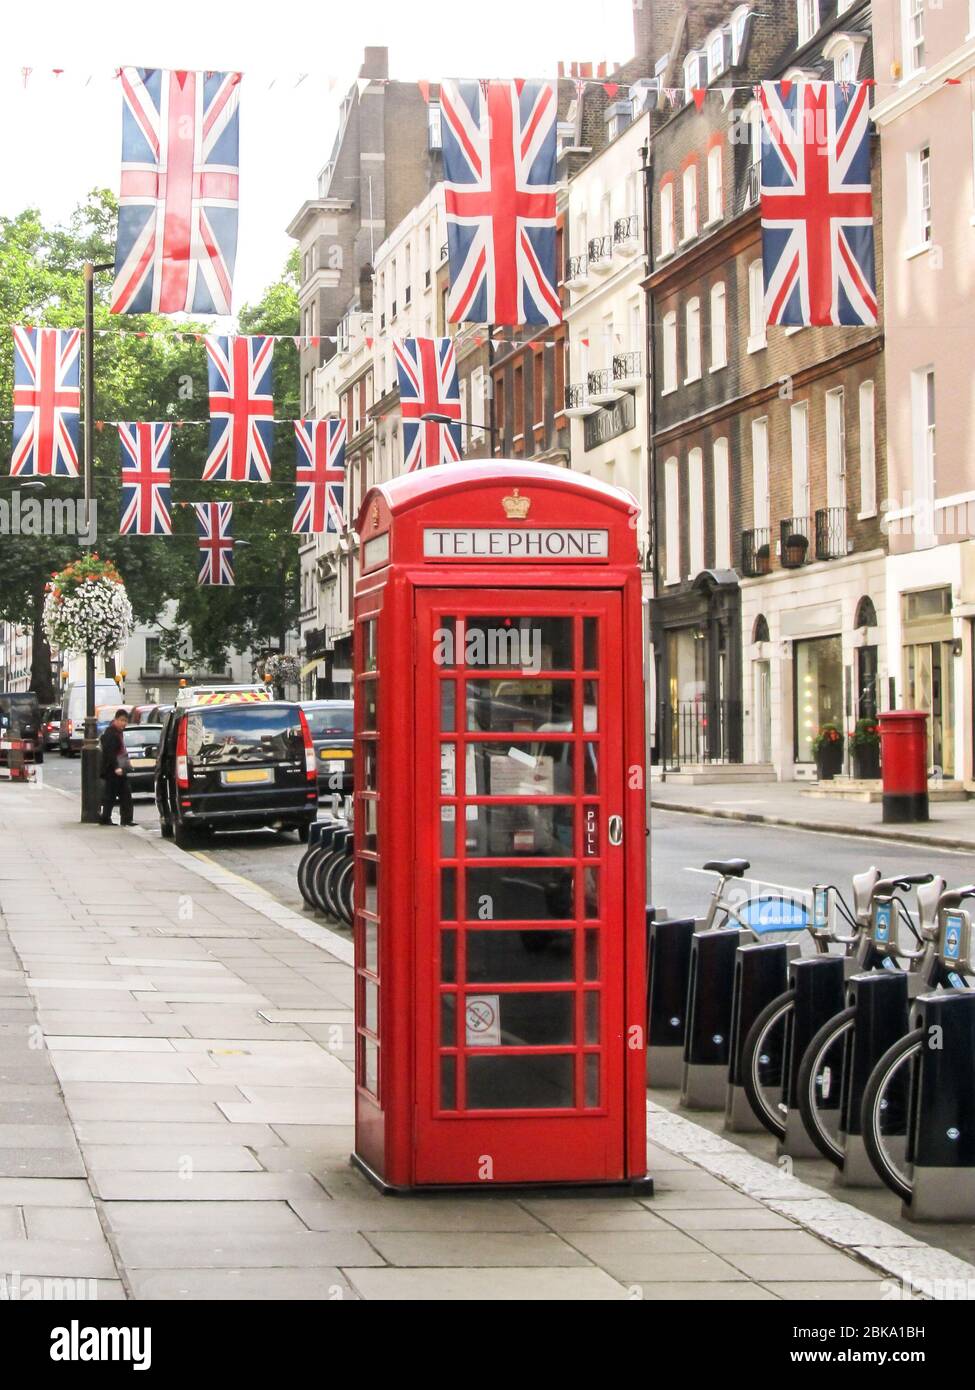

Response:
(794, 634), (843, 764)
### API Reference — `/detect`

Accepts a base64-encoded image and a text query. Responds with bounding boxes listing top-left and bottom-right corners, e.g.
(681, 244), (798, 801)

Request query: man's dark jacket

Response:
(99, 724), (126, 778)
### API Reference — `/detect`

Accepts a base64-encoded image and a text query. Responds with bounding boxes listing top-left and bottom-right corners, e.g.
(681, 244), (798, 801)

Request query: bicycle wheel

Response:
(322, 851), (350, 920)
(297, 845), (326, 909)
(796, 1006), (856, 1167)
(741, 989), (794, 1139)
(312, 850), (342, 916)
(860, 1028), (923, 1203)
(336, 857), (355, 926)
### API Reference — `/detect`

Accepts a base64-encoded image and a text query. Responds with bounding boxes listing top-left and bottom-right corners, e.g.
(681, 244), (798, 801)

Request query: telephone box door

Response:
(414, 589), (629, 1185)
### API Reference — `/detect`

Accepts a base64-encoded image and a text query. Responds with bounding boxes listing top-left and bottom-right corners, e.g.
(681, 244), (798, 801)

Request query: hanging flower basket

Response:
(42, 555), (133, 657)
(258, 653), (301, 689)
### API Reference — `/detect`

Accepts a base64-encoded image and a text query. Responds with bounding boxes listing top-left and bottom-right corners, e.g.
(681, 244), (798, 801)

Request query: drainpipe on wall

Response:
(639, 135), (658, 900)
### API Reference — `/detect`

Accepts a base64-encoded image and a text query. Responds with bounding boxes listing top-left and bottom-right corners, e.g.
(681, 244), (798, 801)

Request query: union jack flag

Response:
(441, 79), (561, 326)
(112, 68), (241, 316)
(760, 81), (877, 328)
(203, 336), (275, 483)
(118, 422), (173, 535)
(293, 418), (347, 535)
(10, 327), (81, 477)
(195, 502), (234, 586)
(393, 338), (462, 471)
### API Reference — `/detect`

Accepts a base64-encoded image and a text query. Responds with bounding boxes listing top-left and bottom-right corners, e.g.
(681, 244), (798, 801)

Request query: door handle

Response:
(608, 815), (623, 847)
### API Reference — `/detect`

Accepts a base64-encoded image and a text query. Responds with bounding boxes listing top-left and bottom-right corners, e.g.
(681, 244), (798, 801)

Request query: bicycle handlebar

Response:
(873, 873), (934, 897)
(938, 885), (975, 911)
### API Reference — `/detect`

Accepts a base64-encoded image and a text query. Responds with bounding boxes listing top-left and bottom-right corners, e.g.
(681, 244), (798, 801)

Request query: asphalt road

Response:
(39, 752), (973, 923)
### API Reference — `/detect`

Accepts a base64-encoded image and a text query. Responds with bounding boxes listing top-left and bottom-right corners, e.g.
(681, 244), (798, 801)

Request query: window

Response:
(826, 387), (847, 514)
(682, 165), (698, 241)
(470, 366), (486, 443)
(710, 282), (727, 370)
(911, 366), (936, 539)
(798, 0), (819, 46)
(664, 457), (681, 585)
(513, 364), (524, 439)
(685, 298), (702, 382)
(732, 6), (750, 62)
(909, 145), (932, 249)
(748, 103), (762, 168)
(662, 311), (678, 394)
(683, 53), (701, 103)
(713, 439), (731, 569)
(790, 401), (810, 519)
(144, 637), (161, 674)
(688, 448), (705, 576)
(459, 377), (469, 454)
(404, 244), (412, 305)
(707, 30), (726, 81)
(752, 418), (770, 531)
(902, 0), (925, 77)
(660, 179), (675, 257)
(833, 42), (857, 81)
(533, 355), (544, 428)
(748, 260), (766, 352)
(428, 102), (443, 150)
(707, 144), (723, 223)
(859, 381), (877, 518)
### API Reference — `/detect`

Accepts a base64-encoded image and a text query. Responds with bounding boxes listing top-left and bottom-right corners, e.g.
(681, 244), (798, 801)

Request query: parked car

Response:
(174, 684), (271, 708)
(122, 722), (163, 793)
(60, 679), (121, 755)
(129, 704), (160, 726)
(302, 700), (354, 795)
(41, 706), (61, 751)
(155, 701), (318, 848)
(0, 692), (43, 764)
(95, 703), (134, 735)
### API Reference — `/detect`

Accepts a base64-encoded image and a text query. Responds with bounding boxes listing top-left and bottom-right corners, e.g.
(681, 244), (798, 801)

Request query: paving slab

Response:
(0, 1238), (118, 1279)
(126, 1267), (359, 1300)
(101, 1200), (307, 1233)
(90, 1171), (327, 1202)
(22, 1207), (106, 1241)
(85, 1145), (262, 1173)
(289, 1197), (547, 1233)
(113, 1229), (382, 1269)
(345, 1266), (629, 1300)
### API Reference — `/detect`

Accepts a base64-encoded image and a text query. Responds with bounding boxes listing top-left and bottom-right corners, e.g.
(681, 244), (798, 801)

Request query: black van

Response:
(155, 701), (318, 848)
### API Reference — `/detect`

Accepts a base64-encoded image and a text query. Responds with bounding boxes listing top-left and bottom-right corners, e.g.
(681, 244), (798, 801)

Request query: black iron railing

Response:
(613, 214), (639, 246)
(779, 516), (811, 569)
(440, 242), (449, 263)
(565, 383), (588, 411)
(657, 698), (743, 768)
(587, 234), (612, 266)
(566, 253), (589, 281)
(613, 351), (641, 381)
(587, 368), (612, 397)
(815, 507), (848, 560)
(745, 162), (761, 208)
(741, 527), (771, 578)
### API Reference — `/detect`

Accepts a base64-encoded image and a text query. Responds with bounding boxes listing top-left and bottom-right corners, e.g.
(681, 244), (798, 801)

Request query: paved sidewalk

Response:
(652, 779), (975, 850)
(0, 782), (964, 1301)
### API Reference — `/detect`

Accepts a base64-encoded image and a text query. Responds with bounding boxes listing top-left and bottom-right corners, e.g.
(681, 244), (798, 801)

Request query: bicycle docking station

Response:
(835, 971), (910, 1187)
(681, 927), (749, 1110)
(905, 990), (975, 1221)
(725, 940), (799, 1133)
(779, 955), (846, 1159)
(646, 914), (696, 1089)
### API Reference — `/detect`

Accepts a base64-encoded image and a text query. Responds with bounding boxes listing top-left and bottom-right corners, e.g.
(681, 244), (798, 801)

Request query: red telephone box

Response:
(351, 462), (647, 1190)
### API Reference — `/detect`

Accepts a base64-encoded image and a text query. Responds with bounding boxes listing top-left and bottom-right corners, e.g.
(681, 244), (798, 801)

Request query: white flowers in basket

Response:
(42, 557), (134, 656)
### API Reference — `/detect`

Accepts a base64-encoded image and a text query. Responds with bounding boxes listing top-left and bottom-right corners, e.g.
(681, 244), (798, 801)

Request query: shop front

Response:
(652, 572), (742, 769)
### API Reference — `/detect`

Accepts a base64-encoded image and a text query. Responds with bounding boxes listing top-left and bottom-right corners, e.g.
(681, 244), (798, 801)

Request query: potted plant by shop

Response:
(783, 532), (809, 568)
(755, 543), (772, 576)
(811, 724), (844, 781)
(849, 717), (881, 779)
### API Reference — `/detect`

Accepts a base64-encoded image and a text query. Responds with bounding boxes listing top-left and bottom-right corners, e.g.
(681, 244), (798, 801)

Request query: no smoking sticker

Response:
(465, 994), (501, 1047)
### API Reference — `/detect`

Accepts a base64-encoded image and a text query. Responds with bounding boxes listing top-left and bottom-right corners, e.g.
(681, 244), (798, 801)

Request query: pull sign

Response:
(584, 806), (599, 857)
(608, 815), (623, 847)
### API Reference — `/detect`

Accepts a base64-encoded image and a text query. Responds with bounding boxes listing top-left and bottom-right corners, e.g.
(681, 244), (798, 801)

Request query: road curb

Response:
(651, 799), (975, 853)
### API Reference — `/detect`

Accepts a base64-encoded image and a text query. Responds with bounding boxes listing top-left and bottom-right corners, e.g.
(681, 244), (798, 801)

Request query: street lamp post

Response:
(80, 259), (115, 826)
(419, 411), (500, 452)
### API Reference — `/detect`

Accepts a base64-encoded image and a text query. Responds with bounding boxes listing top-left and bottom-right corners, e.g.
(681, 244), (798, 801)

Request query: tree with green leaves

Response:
(0, 192), (300, 699)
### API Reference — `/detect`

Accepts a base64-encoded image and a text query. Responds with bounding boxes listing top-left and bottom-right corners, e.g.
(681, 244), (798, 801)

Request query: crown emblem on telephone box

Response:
(502, 488), (531, 520)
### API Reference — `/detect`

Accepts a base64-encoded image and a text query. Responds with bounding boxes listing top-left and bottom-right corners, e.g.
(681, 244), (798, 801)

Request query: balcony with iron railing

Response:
(440, 242), (449, 264)
(779, 517), (811, 569)
(587, 368), (622, 405)
(612, 351), (643, 389)
(815, 507), (848, 561)
(564, 254), (589, 290)
(613, 214), (640, 256)
(587, 235), (613, 274)
(741, 527), (771, 578)
(564, 383), (598, 418)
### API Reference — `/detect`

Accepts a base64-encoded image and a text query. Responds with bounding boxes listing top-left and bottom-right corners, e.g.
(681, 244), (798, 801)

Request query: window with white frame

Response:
(682, 164), (698, 240)
(662, 311), (678, 393)
(471, 365), (486, 442)
(664, 456), (681, 584)
(710, 282), (727, 370)
(911, 366), (936, 535)
(707, 30), (725, 81)
(908, 145), (932, 248)
(684, 53), (701, 103)
(859, 380), (877, 518)
(902, 0), (925, 76)
(685, 298), (702, 383)
(707, 144), (723, 223)
(713, 438), (731, 569)
(790, 401), (810, 519)
(459, 377), (469, 454)
(748, 260), (767, 351)
(732, 5), (750, 62)
(752, 418), (770, 531)
(797, 0), (819, 46)
(660, 180), (675, 257)
(688, 448), (705, 576)
(826, 387), (847, 512)
(748, 102), (762, 168)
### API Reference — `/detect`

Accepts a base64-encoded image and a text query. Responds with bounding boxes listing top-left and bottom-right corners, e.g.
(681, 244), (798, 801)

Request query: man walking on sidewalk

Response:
(99, 708), (133, 827)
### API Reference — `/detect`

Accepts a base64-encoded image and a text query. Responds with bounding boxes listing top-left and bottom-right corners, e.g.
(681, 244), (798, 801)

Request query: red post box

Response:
(879, 711), (929, 824)
(350, 462), (648, 1191)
